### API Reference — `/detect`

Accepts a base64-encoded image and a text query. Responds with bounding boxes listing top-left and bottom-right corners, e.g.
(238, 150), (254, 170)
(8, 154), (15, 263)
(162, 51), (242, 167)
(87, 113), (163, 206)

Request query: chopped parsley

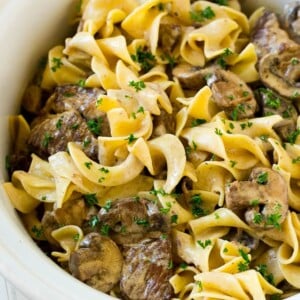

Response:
(230, 160), (237, 168)
(231, 103), (245, 121)
(87, 117), (103, 135)
(128, 80), (146, 92)
(250, 199), (260, 207)
(77, 79), (86, 87)
(125, 133), (138, 144)
(255, 264), (275, 285)
(190, 6), (215, 23)
(51, 57), (63, 72)
(133, 217), (150, 227)
(217, 48), (233, 69)
(42, 132), (53, 148)
(73, 233), (80, 241)
(191, 118), (206, 127)
(215, 128), (223, 136)
(286, 128), (300, 144)
(238, 249), (250, 272)
(190, 194), (206, 217)
(180, 262), (188, 269)
(291, 57), (299, 65)
(56, 117), (63, 129)
(160, 202), (172, 214)
(99, 167), (109, 173)
(100, 224), (111, 236)
(150, 188), (167, 196)
(197, 239), (212, 249)
(260, 88), (281, 109)
(292, 156), (300, 164)
(31, 225), (44, 238)
(84, 161), (92, 169)
(256, 171), (268, 185)
(131, 47), (156, 72)
(167, 260), (174, 269)
(211, 0), (228, 5)
(89, 215), (100, 228)
(83, 193), (98, 206)
(171, 214), (178, 224)
(103, 200), (112, 212)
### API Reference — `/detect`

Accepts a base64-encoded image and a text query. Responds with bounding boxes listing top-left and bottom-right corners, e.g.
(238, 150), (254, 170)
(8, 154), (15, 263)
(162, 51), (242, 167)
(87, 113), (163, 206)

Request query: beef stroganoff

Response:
(3, 0), (300, 299)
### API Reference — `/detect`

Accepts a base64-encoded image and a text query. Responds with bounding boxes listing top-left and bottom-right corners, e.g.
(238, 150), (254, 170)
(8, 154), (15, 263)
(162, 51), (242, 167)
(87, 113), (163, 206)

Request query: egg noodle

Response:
(3, 0), (300, 299)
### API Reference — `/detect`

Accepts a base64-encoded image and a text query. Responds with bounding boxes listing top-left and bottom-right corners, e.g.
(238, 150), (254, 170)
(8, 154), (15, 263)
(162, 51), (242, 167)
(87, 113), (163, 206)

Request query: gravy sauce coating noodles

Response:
(4, 0), (300, 299)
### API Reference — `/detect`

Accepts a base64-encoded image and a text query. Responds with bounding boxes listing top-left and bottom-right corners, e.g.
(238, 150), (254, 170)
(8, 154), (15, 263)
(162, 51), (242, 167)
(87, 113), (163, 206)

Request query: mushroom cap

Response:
(69, 232), (123, 293)
(259, 47), (300, 100)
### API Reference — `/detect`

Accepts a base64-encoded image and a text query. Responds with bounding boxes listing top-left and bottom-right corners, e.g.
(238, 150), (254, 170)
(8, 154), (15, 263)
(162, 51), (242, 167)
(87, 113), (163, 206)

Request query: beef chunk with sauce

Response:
(27, 110), (98, 160)
(98, 197), (169, 245)
(120, 236), (173, 300)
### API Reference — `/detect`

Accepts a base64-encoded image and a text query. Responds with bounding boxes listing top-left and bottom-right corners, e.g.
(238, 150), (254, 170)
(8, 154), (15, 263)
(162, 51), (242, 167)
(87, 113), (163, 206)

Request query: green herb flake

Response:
(197, 239), (212, 249)
(73, 233), (80, 241)
(56, 117), (63, 129)
(167, 260), (174, 269)
(215, 128), (223, 136)
(250, 199), (260, 207)
(99, 167), (109, 173)
(51, 57), (63, 72)
(180, 262), (188, 269)
(171, 214), (178, 224)
(292, 156), (300, 164)
(190, 6), (215, 23)
(291, 57), (299, 65)
(77, 79), (86, 87)
(83, 193), (98, 206)
(89, 215), (100, 228)
(287, 128), (300, 144)
(103, 200), (112, 212)
(125, 133), (138, 144)
(253, 212), (263, 224)
(191, 118), (206, 127)
(255, 264), (275, 285)
(131, 47), (156, 72)
(87, 117), (103, 135)
(31, 225), (44, 238)
(84, 161), (92, 169)
(256, 171), (268, 185)
(159, 202), (172, 214)
(100, 224), (111, 236)
(133, 217), (150, 227)
(212, 0), (228, 5)
(42, 132), (53, 148)
(129, 80), (146, 92)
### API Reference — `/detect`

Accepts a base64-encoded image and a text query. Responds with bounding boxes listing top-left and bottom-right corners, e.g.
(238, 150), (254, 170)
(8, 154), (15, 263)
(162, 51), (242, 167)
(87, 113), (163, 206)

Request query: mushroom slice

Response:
(283, 2), (300, 44)
(69, 232), (123, 293)
(225, 167), (288, 229)
(259, 47), (300, 99)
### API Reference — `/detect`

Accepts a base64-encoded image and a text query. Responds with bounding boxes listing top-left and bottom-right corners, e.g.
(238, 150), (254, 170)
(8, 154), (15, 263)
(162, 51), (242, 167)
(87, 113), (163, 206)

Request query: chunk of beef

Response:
(41, 198), (88, 246)
(256, 88), (298, 141)
(69, 233), (123, 293)
(251, 10), (297, 60)
(151, 109), (177, 138)
(43, 84), (110, 137)
(98, 197), (169, 245)
(120, 237), (173, 300)
(27, 110), (98, 160)
(207, 69), (257, 120)
(225, 167), (288, 229)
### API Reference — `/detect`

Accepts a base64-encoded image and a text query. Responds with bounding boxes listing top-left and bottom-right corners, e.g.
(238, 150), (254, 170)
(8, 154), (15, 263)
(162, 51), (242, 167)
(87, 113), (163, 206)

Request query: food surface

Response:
(4, 0), (300, 299)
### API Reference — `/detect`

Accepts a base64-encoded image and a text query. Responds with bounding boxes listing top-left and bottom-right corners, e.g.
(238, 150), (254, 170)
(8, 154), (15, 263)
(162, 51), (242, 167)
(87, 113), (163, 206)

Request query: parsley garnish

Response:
(100, 224), (111, 236)
(191, 118), (206, 127)
(260, 88), (281, 109)
(131, 47), (156, 72)
(84, 161), (92, 169)
(197, 239), (212, 249)
(256, 172), (268, 185)
(77, 79), (86, 87)
(216, 48), (233, 69)
(190, 6), (215, 23)
(31, 225), (44, 238)
(73, 233), (80, 241)
(51, 57), (63, 72)
(190, 194), (206, 217)
(255, 264), (275, 285)
(292, 156), (300, 164)
(103, 200), (112, 212)
(291, 57), (299, 65)
(87, 117), (103, 135)
(287, 128), (300, 144)
(125, 133), (138, 144)
(83, 193), (98, 206)
(133, 217), (149, 227)
(128, 80), (146, 92)
(160, 202), (172, 214)
(42, 132), (53, 148)
(89, 215), (100, 228)
(150, 188), (167, 196)
(211, 0), (228, 5)
(215, 128), (223, 136)
(171, 214), (178, 224)
(56, 117), (63, 129)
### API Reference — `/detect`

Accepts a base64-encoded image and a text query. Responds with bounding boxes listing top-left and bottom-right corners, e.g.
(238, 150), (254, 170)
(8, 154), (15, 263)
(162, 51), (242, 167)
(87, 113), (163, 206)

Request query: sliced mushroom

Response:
(98, 197), (169, 245)
(69, 232), (123, 293)
(256, 87), (298, 140)
(225, 167), (288, 229)
(172, 63), (207, 90)
(41, 198), (88, 246)
(282, 2), (300, 43)
(259, 47), (300, 100)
